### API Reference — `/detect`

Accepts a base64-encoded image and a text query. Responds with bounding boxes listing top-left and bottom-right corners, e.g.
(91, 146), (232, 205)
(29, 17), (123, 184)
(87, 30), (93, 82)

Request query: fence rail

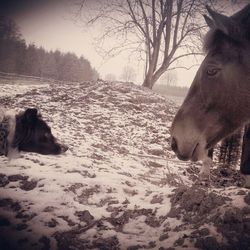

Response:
(0, 71), (56, 83)
(0, 71), (92, 86)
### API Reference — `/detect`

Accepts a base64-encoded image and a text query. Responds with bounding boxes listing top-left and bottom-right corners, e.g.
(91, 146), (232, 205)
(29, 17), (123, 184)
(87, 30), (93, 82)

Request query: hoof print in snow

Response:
(0, 173), (9, 187)
(20, 180), (38, 191)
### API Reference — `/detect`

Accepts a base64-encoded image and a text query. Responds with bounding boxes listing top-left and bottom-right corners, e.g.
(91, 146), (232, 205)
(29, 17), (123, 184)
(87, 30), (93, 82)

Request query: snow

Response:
(0, 78), (249, 249)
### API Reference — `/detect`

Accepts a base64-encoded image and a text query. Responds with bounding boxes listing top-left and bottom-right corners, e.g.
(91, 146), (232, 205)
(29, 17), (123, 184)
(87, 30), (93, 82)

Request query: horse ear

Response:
(23, 108), (38, 125)
(206, 5), (236, 36)
(203, 15), (214, 28)
(231, 4), (250, 23)
(231, 4), (250, 39)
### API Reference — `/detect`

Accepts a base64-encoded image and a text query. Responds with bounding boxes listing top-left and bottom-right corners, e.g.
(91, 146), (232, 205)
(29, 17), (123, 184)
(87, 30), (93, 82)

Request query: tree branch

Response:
(169, 52), (204, 65)
(173, 0), (183, 47)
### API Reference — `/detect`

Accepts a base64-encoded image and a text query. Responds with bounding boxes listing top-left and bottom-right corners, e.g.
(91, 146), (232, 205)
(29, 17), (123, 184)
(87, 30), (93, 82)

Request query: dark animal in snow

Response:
(0, 108), (68, 158)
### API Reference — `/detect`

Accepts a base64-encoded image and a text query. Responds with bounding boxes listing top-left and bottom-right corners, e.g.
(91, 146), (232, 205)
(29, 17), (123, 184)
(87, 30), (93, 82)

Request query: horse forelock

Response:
(203, 29), (242, 55)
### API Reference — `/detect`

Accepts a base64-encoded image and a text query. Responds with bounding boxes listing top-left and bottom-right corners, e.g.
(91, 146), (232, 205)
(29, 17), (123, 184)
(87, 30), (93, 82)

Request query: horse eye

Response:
(43, 133), (49, 138)
(206, 68), (219, 76)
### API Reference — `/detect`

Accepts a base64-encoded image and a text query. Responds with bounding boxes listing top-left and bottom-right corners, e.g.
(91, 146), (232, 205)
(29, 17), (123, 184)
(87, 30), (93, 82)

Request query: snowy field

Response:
(0, 78), (250, 250)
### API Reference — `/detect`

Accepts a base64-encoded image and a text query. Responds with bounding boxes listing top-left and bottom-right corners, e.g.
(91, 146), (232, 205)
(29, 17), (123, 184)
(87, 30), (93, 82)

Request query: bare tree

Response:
(74, 0), (212, 89)
(121, 65), (136, 82)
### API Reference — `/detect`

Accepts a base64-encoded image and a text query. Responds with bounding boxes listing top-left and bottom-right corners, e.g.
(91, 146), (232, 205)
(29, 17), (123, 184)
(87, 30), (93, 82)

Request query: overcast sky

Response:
(0, 0), (248, 86)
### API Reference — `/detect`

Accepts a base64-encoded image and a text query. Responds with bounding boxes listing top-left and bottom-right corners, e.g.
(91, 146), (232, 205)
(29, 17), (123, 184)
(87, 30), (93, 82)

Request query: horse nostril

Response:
(171, 137), (178, 152)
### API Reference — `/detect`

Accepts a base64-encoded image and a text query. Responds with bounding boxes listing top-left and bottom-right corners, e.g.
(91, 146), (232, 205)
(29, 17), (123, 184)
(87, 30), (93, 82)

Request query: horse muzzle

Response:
(170, 112), (208, 162)
(171, 136), (202, 162)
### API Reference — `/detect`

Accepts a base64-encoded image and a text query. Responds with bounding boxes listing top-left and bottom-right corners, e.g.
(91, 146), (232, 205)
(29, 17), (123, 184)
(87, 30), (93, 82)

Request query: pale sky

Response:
(3, 0), (247, 87)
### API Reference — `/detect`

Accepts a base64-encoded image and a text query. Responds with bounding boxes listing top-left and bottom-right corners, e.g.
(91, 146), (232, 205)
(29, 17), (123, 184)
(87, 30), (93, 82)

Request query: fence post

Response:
(240, 125), (250, 174)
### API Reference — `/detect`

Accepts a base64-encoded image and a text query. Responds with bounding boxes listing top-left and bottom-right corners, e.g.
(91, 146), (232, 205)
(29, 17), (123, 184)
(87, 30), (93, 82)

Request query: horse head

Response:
(171, 4), (250, 162)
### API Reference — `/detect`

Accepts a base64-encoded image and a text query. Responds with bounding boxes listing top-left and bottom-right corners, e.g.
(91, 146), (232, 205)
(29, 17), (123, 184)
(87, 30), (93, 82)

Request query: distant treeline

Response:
(0, 16), (99, 82)
(153, 84), (189, 97)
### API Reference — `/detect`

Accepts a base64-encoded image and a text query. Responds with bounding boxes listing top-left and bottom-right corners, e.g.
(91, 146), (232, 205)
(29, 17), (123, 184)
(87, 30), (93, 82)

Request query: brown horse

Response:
(170, 4), (250, 177)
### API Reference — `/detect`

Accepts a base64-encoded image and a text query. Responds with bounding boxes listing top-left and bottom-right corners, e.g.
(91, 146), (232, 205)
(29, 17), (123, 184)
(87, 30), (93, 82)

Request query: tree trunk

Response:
(240, 125), (250, 174)
(142, 74), (155, 89)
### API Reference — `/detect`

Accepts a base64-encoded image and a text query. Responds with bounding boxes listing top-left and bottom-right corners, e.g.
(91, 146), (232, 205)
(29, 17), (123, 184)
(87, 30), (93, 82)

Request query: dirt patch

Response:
(64, 183), (84, 194)
(75, 210), (94, 224)
(214, 206), (250, 250)
(107, 208), (164, 231)
(210, 166), (246, 188)
(54, 231), (91, 250)
(168, 185), (250, 249)
(54, 231), (120, 250)
(169, 185), (229, 222)
(0, 174), (9, 187)
(45, 218), (59, 228)
(8, 174), (29, 182)
(20, 179), (38, 191)
(0, 198), (21, 212)
(77, 185), (101, 205)
(150, 195), (163, 204)
(92, 236), (120, 250)
(57, 215), (76, 227)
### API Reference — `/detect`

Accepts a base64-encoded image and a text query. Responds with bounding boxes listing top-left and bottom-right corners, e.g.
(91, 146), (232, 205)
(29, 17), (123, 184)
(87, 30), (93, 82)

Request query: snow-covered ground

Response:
(0, 78), (249, 250)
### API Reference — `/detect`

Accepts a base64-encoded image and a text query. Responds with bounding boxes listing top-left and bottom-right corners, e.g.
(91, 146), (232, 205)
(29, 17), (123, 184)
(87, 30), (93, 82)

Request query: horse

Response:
(170, 4), (250, 183)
